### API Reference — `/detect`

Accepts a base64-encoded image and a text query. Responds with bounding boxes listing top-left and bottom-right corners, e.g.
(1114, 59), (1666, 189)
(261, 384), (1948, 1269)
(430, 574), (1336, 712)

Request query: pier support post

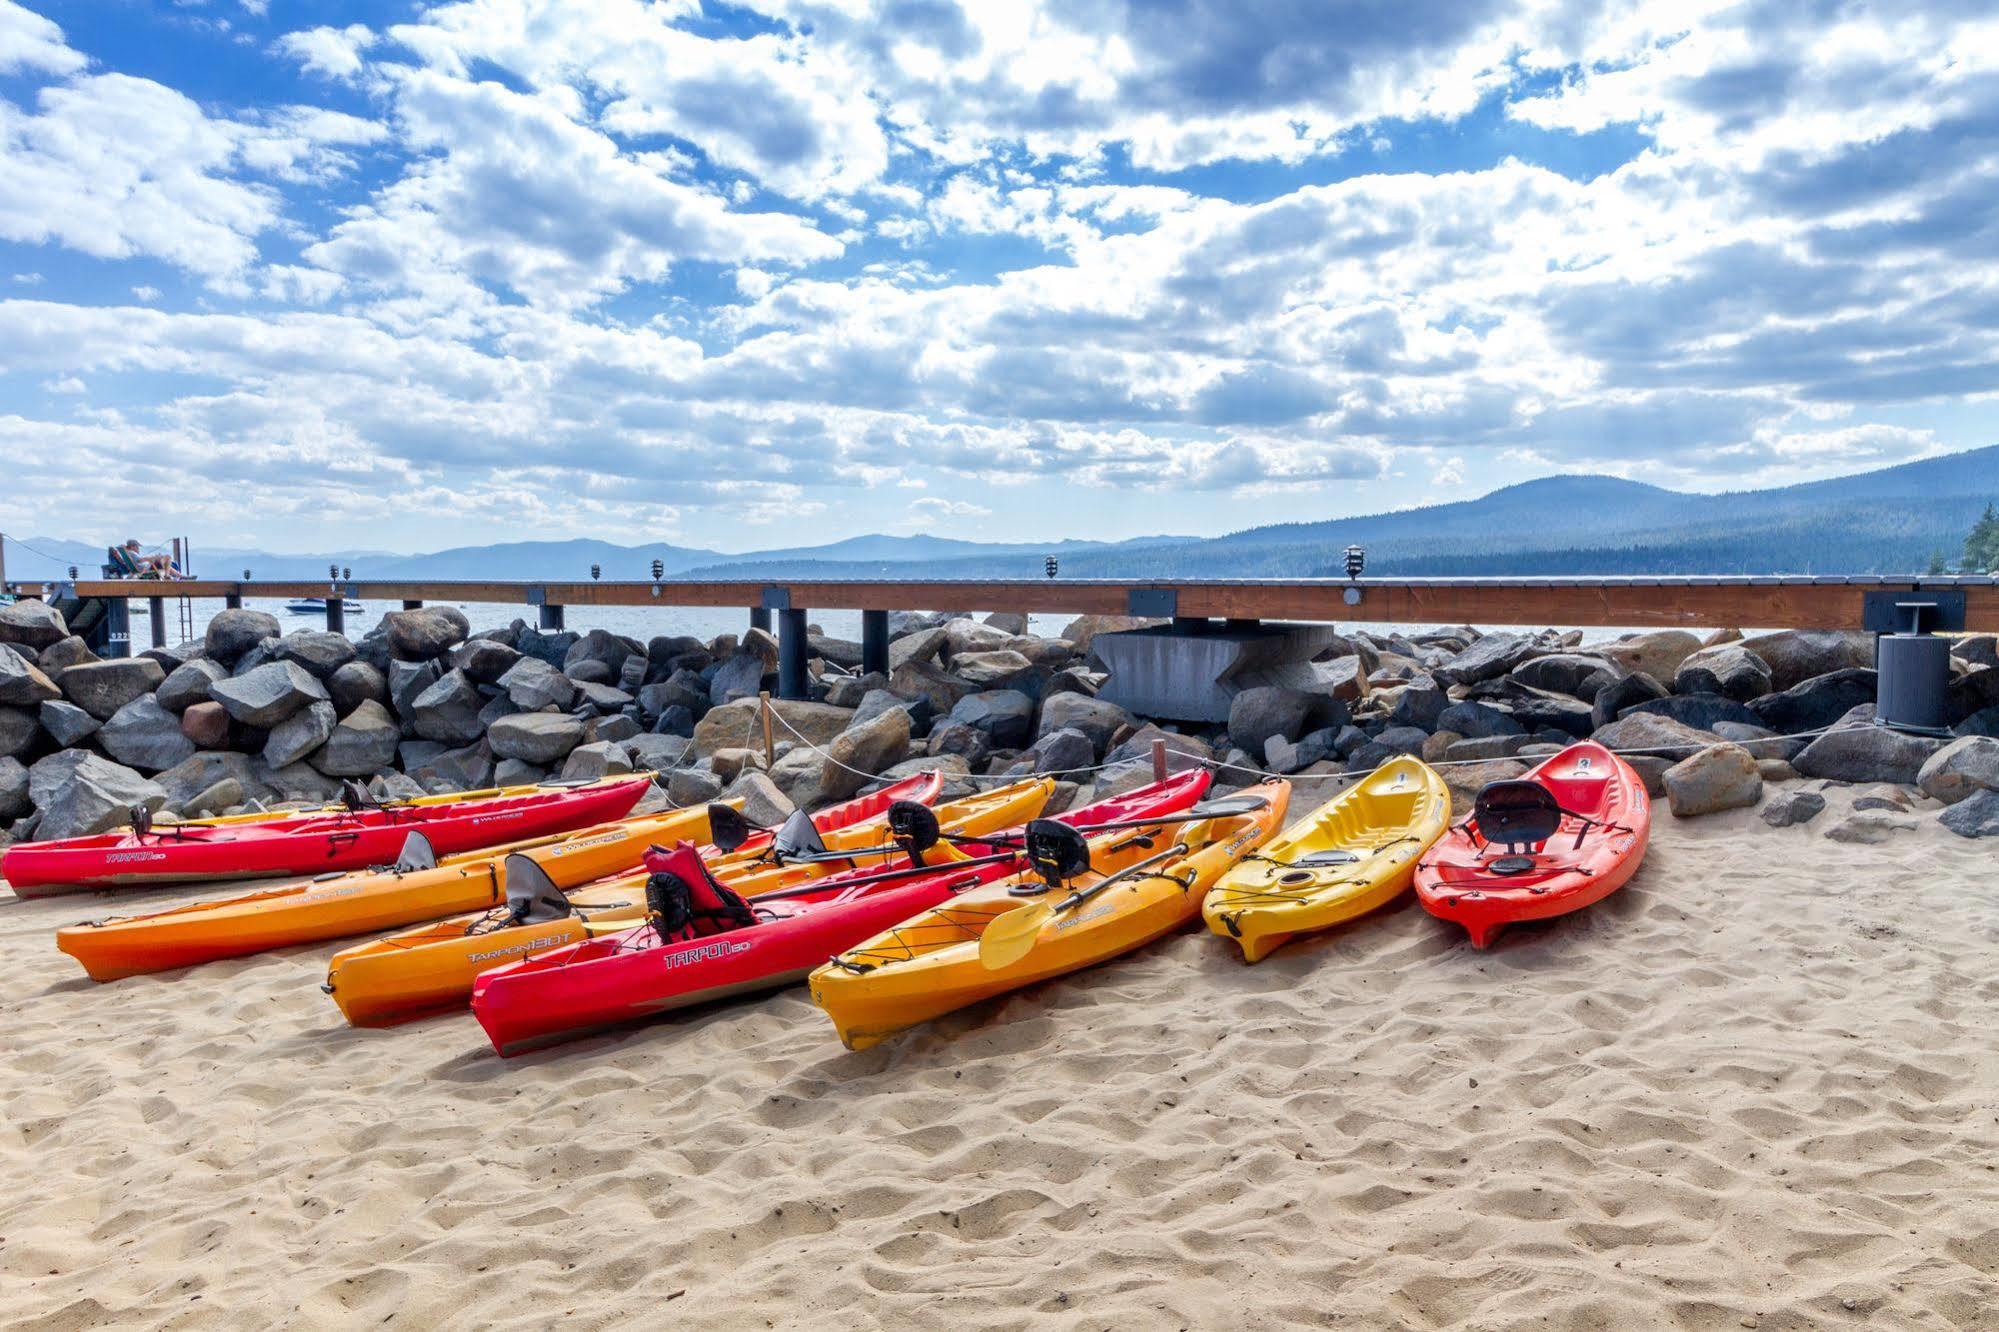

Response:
(103, 598), (131, 659)
(777, 608), (809, 700)
(224, 591), (242, 609)
(862, 609), (889, 676)
(750, 607), (772, 634)
(539, 603), (565, 631)
(147, 596), (167, 649)
(325, 597), (346, 635)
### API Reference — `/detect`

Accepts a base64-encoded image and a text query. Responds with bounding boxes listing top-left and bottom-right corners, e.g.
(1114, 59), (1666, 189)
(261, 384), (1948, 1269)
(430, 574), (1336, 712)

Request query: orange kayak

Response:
(54, 802), (738, 982)
(323, 776), (1050, 1027)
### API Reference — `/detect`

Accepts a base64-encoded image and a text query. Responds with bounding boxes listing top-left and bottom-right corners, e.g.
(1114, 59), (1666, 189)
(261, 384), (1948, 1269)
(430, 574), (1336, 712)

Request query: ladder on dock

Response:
(172, 538), (196, 643)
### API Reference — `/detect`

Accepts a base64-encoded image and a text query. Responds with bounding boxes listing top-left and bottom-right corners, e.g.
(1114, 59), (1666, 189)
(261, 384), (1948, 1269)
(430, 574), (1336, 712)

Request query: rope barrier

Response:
(756, 692), (1845, 789)
(763, 702), (1140, 783)
(0, 532), (80, 565)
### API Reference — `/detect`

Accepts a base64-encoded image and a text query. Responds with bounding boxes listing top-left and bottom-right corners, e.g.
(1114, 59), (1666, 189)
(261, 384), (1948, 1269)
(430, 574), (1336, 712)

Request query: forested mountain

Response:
(1047, 446), (1999, 578)
(8, 445), (1993, 585)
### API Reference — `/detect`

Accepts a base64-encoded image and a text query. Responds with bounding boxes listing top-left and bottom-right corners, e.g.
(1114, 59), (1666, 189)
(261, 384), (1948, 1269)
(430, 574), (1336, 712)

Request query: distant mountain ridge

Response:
(0, 530), (1198, 584)
(6, 444), (1993, 585)
(1046, 445), (1999, 578)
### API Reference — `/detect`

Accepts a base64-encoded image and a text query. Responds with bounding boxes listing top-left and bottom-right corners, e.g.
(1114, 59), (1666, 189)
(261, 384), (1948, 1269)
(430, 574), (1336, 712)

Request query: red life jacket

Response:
(642, 842), (759, 942)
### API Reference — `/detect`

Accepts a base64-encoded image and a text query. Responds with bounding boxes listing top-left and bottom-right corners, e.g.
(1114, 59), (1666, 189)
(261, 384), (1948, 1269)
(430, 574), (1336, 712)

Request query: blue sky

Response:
(1, 0), (1995, 556)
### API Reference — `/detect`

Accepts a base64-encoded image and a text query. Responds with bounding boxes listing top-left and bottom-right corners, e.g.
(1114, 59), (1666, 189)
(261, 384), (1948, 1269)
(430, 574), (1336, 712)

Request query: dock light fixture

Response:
(328, 563), (340, 582)
(1045, 555), (1059, 579)
(341, 566), (351, 581)
(67, 565), (78, 579)
(650, 558), (664, 597)
(1342, 545), (1366, 605)
(242, 568), (251, 580)
(590, 563), (601, 581)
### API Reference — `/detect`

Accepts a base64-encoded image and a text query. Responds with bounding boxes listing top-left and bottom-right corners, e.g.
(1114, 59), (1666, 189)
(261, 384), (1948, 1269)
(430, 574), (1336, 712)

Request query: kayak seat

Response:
(1472, 781), (1566, 851)
(643, 842), (759, 942)
(500, 854), (574, 925)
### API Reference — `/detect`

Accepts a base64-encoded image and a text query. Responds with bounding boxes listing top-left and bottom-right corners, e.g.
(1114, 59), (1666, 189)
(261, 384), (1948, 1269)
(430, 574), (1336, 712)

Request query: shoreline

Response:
(4, 602), (1999, 1326)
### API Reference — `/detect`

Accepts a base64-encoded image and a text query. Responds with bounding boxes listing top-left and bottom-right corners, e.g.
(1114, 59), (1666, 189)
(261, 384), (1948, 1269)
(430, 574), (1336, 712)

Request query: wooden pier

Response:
(52, 573), (1997, 629)
(25, 572), (1991, 701)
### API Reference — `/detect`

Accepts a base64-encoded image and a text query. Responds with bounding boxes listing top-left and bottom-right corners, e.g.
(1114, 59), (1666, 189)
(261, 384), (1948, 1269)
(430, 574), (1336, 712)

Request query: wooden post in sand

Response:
(1150, 738), (1168, 783)
(759, 690), (776, 771)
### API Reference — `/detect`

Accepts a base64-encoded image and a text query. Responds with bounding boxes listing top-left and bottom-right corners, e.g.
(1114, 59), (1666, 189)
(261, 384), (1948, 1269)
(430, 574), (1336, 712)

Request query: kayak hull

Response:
(329, 915), (595, 1026)
(55, 804), (726, 981)
(470, 771), (1215, 1054)
(1203, 756), (1450, 962)
(322, 771), (991, 1027)
(473, 879), (983, 1056)
(811, 779), (1287, 1051)
(1413, 741), (1651, 948)
(6, 776), (652, 896)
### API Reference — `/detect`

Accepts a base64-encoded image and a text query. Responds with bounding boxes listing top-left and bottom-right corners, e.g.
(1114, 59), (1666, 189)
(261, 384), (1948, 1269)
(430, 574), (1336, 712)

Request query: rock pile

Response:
(3, 599), (1996, 850)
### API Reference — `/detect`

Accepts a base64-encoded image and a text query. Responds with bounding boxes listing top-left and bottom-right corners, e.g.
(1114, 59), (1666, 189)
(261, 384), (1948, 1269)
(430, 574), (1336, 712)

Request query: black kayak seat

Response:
(395, 832), (438, 873)
(770, 808), (828, 862)
(1473, 781), (1566, 850)
(501, 854), (573, 925)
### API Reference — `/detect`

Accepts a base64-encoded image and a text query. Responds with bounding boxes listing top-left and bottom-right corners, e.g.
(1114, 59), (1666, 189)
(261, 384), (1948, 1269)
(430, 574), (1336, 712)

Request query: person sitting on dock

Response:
(107, 540), (186, 580)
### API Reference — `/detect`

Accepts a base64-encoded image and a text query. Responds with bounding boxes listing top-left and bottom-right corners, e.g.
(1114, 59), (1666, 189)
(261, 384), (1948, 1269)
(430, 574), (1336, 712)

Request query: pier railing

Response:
(49, 572), (1997, 629)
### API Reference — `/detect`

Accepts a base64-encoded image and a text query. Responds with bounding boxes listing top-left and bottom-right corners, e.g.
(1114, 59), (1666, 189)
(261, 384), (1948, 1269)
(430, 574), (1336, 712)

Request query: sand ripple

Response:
(3, 788), (1996, 1328)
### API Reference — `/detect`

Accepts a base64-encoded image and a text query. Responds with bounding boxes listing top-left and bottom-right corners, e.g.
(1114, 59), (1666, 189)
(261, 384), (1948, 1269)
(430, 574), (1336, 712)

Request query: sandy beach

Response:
(3, 781), (1995, 1330)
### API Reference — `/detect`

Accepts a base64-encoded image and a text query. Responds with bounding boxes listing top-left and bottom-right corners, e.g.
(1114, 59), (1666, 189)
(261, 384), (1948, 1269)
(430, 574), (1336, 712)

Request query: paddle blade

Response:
(705, 804), (756, 853)
(978, 901), (1053, 971)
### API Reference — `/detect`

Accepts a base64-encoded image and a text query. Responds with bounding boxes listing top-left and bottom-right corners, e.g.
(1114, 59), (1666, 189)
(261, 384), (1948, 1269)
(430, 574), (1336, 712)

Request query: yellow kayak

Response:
(717, 777), (1051, 898)
(1202, 755), (1449, 962)
(323, 777), (1056, 1027)
(809, 779), (1289, 1050)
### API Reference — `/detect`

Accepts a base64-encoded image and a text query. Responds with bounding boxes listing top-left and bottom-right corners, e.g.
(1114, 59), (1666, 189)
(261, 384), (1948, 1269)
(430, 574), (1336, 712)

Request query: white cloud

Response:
(387, 0), (891, 200)
(302, 69), (843, 311)
(0, 71), (385, 286)
(276, 24), (377, 81)
(909, 496), (990, 519)
(0, 74), (281, 281)
(738, 0), (1569, 170)
(0, 0), (84, 77)
(3, 0), (1997, 551)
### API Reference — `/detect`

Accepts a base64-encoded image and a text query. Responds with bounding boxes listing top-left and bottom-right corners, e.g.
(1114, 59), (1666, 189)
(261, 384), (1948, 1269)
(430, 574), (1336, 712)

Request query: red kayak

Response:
(1413, 741), (1650, 947)
(470, 770), (1212, 1055)
(3, 776), (654, 897)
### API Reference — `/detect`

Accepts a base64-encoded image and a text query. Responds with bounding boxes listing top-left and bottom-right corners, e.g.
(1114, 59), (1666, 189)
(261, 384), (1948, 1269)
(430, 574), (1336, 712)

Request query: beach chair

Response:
(103, 546), (186, 580)
(104, 545), (147, 578)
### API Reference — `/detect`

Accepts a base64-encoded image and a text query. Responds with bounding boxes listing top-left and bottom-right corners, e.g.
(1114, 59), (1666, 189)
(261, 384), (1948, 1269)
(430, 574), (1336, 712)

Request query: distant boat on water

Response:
(286, 598), (364, 615)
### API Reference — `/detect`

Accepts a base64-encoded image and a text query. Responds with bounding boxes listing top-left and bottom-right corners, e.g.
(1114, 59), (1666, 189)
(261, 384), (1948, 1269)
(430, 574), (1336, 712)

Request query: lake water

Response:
(138, 599), (1082, 647)
(130, 597), (1665, 650)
